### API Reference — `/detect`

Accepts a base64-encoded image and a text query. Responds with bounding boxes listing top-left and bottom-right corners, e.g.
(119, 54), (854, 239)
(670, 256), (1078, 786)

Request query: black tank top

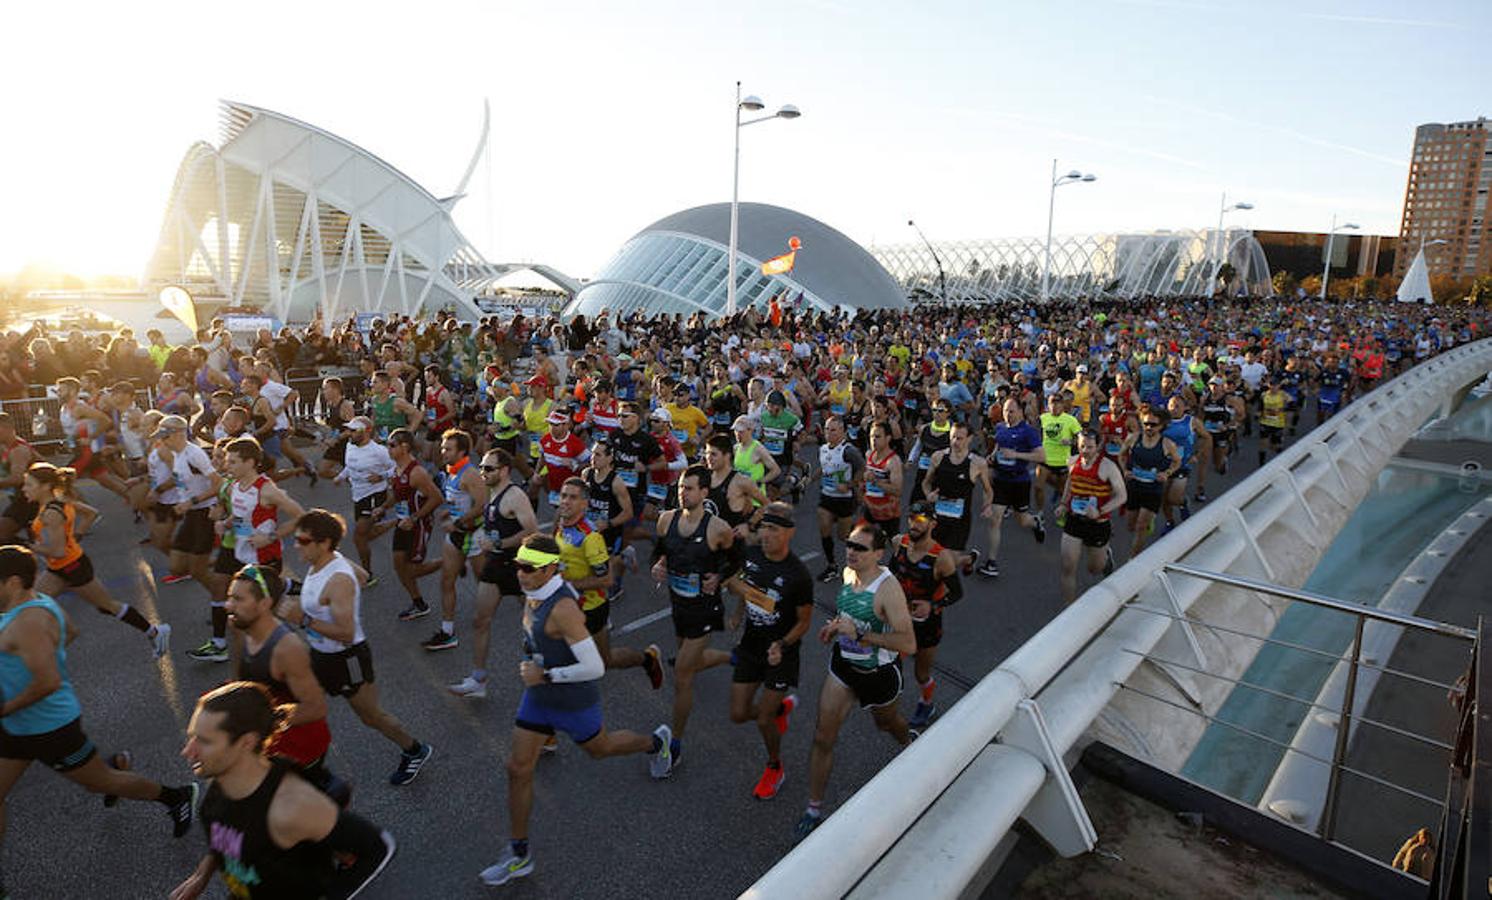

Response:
(931, 452), (974, 521)
(483, 484), (524, 562)
(584, 468), (623, 534)
(325, 398), (349, 430)
(199, 761), (332, 899)
(1128, 434), (1169, 486)
(705, 469), (747, 528)
(891, 536), (947, 608)
(239, 623), (294, 706)
(660, 510), (719, 601)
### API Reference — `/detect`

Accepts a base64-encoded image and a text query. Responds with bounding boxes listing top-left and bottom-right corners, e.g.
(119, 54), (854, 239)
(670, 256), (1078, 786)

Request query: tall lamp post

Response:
(727, 82), (800, 317)
(908, 219), (948, 304)
(1041, 160), (1096, 302)
(1214, 193), (1254, 292)
(1319, 214), (1360, 299)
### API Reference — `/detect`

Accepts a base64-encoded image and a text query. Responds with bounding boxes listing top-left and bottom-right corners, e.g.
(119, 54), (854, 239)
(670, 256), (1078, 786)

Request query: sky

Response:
(3, 0), (1489, 282)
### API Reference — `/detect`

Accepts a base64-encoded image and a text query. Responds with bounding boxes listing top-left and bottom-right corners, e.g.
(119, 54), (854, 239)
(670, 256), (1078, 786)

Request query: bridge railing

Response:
(743, 337), (1492, 900)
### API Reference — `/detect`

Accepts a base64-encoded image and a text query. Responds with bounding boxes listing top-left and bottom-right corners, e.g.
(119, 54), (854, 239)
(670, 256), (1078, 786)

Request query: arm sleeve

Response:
(547, 636), (604, 683)
(322, 812), (396, 900)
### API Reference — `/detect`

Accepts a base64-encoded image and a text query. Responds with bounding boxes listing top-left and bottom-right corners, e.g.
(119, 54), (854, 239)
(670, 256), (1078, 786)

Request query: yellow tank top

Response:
(827, 383), (852, 415)
(1261, 391), (1287, 428)
(522, 398), (553, 458)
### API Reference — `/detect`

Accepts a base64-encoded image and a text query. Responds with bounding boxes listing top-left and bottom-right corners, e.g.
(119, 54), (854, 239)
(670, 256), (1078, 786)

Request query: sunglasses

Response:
(480, 464), (501, 473)
(294, 535), (315, 545)
(844, 540), (873, 554)
(1142, 420), (1162, 427)
(515, 562), (546, 574)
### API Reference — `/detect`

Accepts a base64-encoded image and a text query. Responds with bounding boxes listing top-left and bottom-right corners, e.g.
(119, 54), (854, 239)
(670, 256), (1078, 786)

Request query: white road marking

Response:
(615, 607), (673, 635)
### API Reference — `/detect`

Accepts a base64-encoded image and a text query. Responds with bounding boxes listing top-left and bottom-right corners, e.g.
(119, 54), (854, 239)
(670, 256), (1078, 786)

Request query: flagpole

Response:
(728, 82), (743, 318)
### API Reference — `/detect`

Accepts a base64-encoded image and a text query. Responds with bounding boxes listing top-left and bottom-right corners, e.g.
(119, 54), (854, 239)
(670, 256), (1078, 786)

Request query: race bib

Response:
(934, 497), (965, 519)
(846, 425), (860, 440)
(1132, 467), (1157, 484)
(393, 500), (411, 518)
(548, 490), (561, 508)
(646, 482), (668, 502)
(837, 634), (873, 662)
(995, 450), (1016, 467)
(821, 475), (846, 496)
(232, 519), (253, 539)
(671, 428), (688, 444)
(1070, 495), (1098, 516)
(917, 454), (931, 470)
(528, 434), (541, 456)
(1105, 442), (1122, 456)
(1205, 420), (1223, 432)
(864, 480), (885, 498)
(618, 469), (639, 488)
(669, 571), (701, 599)
(830, 403), (846, 416)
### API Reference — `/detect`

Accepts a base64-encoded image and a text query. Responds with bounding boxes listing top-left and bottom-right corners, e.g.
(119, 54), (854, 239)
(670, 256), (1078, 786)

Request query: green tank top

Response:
(371, 395), (403, 437)
(834, 567), (896, 669)
(218, 481), (235, 549)
(492, 400), (520, 439)
(733, 440), (765, 485)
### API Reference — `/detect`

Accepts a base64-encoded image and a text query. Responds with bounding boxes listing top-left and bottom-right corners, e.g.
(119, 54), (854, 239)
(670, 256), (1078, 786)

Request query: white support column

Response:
(999, 699), (1097, 857)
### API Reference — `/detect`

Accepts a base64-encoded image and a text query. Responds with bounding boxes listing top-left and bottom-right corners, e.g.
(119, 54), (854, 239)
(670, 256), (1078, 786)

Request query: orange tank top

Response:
(1067, 454), (1114, 522)
(32, 500), (83, 570)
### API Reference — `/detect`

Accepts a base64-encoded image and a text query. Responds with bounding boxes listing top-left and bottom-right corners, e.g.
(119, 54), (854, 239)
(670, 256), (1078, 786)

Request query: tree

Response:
(1466, 275), (1492, 308)
(1272, 270), (1299, 297)
(1216, 263), (1237, 295)
(1299, 274), (1323, 297)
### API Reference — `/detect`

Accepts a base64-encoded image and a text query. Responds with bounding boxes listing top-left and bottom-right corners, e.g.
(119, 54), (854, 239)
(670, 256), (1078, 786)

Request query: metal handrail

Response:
(745, 337), (1492, 900)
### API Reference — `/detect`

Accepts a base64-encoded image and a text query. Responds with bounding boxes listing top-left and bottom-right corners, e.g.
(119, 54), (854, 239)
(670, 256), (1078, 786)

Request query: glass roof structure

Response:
(564, 202), (908, 320)
(869, 229), (1272, 303)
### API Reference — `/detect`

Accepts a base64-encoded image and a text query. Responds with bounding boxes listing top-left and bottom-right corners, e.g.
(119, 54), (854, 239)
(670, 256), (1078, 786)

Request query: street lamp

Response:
(908, 219), (948, 304)
(1041, 160), (1097, 302)
(727, 81), (801, 317)
(1213, 193), (1254, 289)
(1319, 214), (1360, 299)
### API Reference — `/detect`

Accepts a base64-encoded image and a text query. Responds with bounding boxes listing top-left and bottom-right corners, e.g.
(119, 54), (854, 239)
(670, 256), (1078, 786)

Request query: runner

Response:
(291, 509), (434, 785)
(0, 546), (196, 898)
(175, 682), (396, 899)
(758, 392), (803, 502)
(861, 422), (904, 544)
(731, 415), (781, 495)
(1058, 432), (1128, 604)
(379, 428), (444, 622)
(609, 402), (663, 542)
(334, 416), (395, 583)
(983, 398), (1047, 577)
(1035, 393), (1081, 511)
(426, 429), (487, 652)
(0, 414), (37, 543)
(535, 405), (589, 515)
(812, 416), (866, 583)
(920, 420), (993, 577)
(312, 376), (359, 481)
(891, 503), (958, 729)
(367, 370), (421, 442)
(703, 433), (766, 540)
(793, 523), (915, 841)
(448, 448), (538, 698)
(1163, 394), (1209, 519)
(724, 502), (812, 800)
(477, 535), (671, 887)
(906, 400), (953, 507)
(1258, 376), (1290, 467)
(581, 439), (637, 595)
(650, 465), (737, 771)
(1120, 408), (1180, 557)
(25, 462), (171, 656)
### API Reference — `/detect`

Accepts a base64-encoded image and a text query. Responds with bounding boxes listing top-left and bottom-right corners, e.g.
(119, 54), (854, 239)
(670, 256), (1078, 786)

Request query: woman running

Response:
(25, 462), (171, 658)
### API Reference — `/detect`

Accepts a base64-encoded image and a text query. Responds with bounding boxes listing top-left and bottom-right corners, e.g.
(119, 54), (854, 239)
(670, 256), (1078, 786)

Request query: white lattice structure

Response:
(143, 101), (579, 323)
(870, 230), (1271, 303)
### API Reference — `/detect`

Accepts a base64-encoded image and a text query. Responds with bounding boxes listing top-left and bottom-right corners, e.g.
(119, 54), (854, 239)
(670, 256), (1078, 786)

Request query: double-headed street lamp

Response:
(1213, 193), (1254, 293)
(1319, 214), (1360, 299)
(907, 219), (947, 304)
(727, 82), (800, 317)
(1041, 160), (1096, 302)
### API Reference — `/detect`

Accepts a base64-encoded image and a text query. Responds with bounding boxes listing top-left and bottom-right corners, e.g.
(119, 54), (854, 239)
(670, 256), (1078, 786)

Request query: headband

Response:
(515, 545), (562, 567)
(759, 511), (795, 528)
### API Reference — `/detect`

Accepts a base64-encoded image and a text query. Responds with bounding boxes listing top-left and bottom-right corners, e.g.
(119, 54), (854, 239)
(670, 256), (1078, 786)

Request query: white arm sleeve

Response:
(547, 636), (605, 683)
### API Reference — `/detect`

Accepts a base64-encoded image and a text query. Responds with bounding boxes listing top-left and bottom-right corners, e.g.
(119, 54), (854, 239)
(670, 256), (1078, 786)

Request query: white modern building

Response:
(563, 202), (909, 320)
(143, 101), (577, 324)
(871, 230), (1272, 303)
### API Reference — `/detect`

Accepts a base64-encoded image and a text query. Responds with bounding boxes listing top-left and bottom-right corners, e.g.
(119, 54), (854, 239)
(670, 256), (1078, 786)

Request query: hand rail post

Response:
(1321, 614), (1365, 842)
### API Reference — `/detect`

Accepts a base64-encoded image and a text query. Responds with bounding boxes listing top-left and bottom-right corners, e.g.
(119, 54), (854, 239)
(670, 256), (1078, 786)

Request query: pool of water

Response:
(1420, 380), (1492, 443)
(1180, 464), (1490, 801)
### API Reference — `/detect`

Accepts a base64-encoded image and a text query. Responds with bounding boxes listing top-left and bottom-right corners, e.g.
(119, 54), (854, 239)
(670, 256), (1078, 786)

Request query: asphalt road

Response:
(3, 423), (1276, 899)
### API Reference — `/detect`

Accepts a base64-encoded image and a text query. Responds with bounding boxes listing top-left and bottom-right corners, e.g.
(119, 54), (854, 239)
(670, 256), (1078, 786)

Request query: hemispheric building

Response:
(562, 202), (910, 320)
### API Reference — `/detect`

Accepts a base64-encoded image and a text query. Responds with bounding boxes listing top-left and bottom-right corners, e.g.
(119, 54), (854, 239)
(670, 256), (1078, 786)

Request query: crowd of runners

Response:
(0, 294), (1484, 895)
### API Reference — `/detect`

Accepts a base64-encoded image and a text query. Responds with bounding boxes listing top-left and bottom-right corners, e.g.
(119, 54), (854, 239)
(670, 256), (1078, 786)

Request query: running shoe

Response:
(447, 675), (487, 698)
(961, 548), (980, 577)
(793, 810), (823, 842)
(1193, 490), (1209, 504)
(909, 701), (938, 729)
(479, 850), (534, 887)
(167, 783), (199, 838)
(185, 640), (228, 663)
(642, 643), (664, 690)
(622, 544), (639, 574)
(421, 630), (458, 651)
(1032, 517), (1046, 544)
(752, 762), (786, 800)
(1102, 547), (1116, 576)
(816, 566), (838, 584)
(160, 573), (191, 586)
(977, 559), (1000, 578)
(397, 602), (430, 622)
(151, 623), (172, 659)
(541, 735), (559, 755)
(389, 742), (433, 786)
(103, 750), (131, 808)
(649, 725), (673, 780)
(774, 694), (798, 736)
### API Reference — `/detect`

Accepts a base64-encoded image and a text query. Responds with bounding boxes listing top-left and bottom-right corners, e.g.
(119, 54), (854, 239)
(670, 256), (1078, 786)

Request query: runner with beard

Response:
(891, 502), (958, 729)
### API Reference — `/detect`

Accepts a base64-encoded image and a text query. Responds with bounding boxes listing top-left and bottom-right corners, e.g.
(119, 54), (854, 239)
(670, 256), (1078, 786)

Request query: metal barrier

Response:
(1429, 619), (1492, 899)
(744, 338), (1492, 900)
(3, 388), (155, 453)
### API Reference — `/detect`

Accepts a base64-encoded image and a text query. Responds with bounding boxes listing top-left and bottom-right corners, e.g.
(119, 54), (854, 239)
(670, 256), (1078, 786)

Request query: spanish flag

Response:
(760, 235), (802, 276)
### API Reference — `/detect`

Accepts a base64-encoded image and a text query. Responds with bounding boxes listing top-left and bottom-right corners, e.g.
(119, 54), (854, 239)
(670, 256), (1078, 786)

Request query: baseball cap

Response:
(1076, 364), (1089, 373)
(343, 415), (372, 432)
(649, 407), (673, 424)
(151, 414), (188, 437)
(525, 374), (549, 388)
(547, 409), (570, 425)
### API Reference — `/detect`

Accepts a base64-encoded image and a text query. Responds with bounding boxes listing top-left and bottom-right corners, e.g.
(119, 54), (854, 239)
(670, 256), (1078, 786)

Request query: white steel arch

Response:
(871, 230), (1271, 303)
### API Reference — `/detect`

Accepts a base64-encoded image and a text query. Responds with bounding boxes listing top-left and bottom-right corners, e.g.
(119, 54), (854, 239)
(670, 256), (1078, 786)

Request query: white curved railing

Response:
(743, 338), (1492, 900)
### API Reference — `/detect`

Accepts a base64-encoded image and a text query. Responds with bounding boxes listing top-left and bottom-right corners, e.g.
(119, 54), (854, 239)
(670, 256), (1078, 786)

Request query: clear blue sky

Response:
(3, 0), (1488, 280)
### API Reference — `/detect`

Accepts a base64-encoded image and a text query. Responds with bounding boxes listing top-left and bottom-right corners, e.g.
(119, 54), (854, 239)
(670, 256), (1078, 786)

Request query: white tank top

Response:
(300, 552), (364, 654)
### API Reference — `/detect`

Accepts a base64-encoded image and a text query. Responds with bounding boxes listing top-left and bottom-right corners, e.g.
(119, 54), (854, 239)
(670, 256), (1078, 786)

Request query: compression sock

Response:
(157, 785), (191, 807)
(411, 595), (428, 610)
(441, 620), (454, 636)
(919, 678), (936, 704)
(821, 535), (835, 561)
(116, 604), (152, 633)
(806, 800), (823, 817)
(511, 839), (529, 860)
(210, 602), (228, 640)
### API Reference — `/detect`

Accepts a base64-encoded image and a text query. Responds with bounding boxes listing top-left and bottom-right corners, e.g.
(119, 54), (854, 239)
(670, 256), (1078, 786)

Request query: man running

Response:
(813, 416), (865, 582)
(724, 502), (811, 800)
(1120, 408), (1180, 557)
(0, 414), (37, 544)
(794, 523), (915, 840)
(920, 420), (992, 577)
(650, 465), (736, 771)
(292, 509), (434, 785)
(1058, 432), (1128, 604)
(478, 535), (672, 887)
(0, 545), (197, 895)
(380, 428), (444, 622)
(427, 429), (487, 652)
(892, 503), (958, 729)
(704, 433), (765, 540)
(983, 398), (1047, 577)
(861, 422), (903, 544)
(1035, 393), (1081, 510)
(174, 682), (396, 899)
(449, 448), (538, 698)
(335, 416), (395, 585)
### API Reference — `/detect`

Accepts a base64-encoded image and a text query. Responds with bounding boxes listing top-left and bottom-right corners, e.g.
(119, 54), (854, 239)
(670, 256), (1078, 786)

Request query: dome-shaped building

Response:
(564, 202), (908, 320)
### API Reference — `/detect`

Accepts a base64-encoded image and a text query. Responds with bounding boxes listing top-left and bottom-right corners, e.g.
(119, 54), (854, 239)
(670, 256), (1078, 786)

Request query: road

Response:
(4, 424), (1276, 899)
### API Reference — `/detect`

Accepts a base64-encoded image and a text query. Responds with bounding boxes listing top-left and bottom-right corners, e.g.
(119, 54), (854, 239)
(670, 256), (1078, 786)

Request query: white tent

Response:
(1397, 248), (1433, 304)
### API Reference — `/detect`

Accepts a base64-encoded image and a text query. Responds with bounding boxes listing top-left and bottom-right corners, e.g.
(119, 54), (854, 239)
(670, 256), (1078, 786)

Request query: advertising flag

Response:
(158, 286), (199, 334)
